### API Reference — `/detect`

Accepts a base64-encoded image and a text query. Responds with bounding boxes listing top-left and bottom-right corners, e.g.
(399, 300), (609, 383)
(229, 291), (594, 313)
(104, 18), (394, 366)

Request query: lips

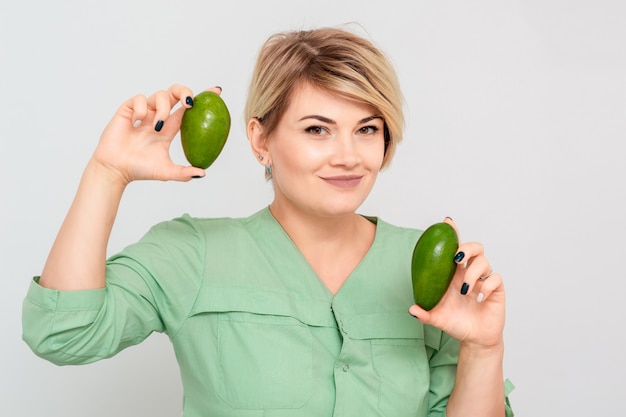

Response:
(321, 175), (363, 188)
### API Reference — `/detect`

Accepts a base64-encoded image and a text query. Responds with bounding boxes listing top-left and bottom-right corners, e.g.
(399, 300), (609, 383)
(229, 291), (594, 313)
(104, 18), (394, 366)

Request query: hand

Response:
(91, 84), (221, 185)
(409, 217), (506, 349)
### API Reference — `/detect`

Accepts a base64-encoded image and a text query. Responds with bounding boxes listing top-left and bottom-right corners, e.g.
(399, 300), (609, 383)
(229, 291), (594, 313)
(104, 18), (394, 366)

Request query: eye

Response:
(305, 125), (330, 136)
(357, 125), (380, 135)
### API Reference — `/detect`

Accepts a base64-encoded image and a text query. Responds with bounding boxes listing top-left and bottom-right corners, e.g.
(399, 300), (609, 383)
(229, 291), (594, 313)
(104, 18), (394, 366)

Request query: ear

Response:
(247, 118), (269, 165)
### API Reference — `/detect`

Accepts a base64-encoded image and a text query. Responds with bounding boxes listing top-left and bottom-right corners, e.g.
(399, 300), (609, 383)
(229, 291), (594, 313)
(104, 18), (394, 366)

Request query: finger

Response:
(150, 90), (174, 131)
(158, 85), (222, 134)
(203, 85), (223, 95)
(408, 303), (432, 323)
(150, 85), (199, 131)
(460, 255), (491, 295)
(167, 83), (195, 108)
(125, 94), (148, 127)
(474, 272), (503, 303)
(465, 253), (490, 278)
(162, 105), (186, 133)
(443, 217), (465, 270)
(455, 241), (484, 265)
(453, 241), (485, 295)
(452, 242), (484, 278)
(478, 267), (494, 281)
(162, 164), (206, 182)
(443, 216), (460, 241)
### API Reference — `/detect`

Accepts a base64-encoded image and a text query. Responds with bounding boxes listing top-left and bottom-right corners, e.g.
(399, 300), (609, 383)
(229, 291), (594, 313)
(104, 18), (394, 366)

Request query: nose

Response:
(329, 131), (361, 168)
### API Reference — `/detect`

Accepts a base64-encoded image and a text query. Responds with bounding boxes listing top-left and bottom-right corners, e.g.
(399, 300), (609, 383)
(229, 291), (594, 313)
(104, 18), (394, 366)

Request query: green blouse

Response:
(22, 207), (514, 416)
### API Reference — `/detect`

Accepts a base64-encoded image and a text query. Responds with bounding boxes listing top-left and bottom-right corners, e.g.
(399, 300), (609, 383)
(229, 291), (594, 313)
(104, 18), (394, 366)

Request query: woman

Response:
(23, 27), (514, 416)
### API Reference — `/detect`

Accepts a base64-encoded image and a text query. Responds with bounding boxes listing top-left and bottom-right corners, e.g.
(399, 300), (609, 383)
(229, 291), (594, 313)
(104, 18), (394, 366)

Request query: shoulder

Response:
(368, 216), (424, 247)
(109, 208), (271, 272)
(147, 208), (268, 237)
(138, 208), (273, 254)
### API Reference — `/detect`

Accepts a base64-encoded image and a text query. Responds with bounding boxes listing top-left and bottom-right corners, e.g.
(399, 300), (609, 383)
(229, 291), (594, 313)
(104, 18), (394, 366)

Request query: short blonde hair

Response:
(245, 27), (404, 168)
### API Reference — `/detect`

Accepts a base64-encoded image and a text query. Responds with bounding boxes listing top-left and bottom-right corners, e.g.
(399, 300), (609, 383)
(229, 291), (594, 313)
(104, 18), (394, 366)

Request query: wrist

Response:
(85, 157), (130, 190)
(459, 338), (505, 358)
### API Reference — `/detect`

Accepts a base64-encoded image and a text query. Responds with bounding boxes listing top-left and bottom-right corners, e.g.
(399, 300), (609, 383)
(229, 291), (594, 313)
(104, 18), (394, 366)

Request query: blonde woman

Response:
(23, 27), (514, 416)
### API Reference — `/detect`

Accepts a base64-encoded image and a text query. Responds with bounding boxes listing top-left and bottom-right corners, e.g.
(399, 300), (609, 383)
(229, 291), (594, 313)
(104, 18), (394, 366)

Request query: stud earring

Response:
(258, 154), (264, 161)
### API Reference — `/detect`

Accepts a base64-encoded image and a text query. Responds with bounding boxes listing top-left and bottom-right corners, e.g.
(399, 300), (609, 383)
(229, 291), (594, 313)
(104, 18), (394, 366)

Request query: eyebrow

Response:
(298, 114), (384, 124)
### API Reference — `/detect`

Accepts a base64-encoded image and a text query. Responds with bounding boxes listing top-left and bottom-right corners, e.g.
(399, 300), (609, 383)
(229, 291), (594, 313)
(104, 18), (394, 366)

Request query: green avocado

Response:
(180, 91), (231, 169)
(411, 222), (459, 310)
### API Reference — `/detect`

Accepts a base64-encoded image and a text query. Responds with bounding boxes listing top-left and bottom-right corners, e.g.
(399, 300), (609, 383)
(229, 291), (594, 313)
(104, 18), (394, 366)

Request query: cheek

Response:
(273, 142), (328, 172)
(365, 141), (386, 169)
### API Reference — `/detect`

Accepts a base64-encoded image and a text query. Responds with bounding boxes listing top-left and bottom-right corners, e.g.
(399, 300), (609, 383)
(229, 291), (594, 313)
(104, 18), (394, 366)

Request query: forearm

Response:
(446, 339), (505, 417)
(39, 159), (127, 290)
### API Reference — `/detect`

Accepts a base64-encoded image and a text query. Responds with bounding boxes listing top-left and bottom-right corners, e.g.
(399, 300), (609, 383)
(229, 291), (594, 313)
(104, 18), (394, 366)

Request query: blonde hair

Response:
(244, 27), (405, 168)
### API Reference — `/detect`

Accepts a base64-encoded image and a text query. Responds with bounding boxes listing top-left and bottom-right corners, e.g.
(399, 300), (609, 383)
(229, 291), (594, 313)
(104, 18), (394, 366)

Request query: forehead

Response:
(285, 82), (379, 121)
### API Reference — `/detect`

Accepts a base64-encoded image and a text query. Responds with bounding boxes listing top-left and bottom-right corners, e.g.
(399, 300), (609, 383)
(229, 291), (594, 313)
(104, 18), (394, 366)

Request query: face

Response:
(261, 82), (386, 218)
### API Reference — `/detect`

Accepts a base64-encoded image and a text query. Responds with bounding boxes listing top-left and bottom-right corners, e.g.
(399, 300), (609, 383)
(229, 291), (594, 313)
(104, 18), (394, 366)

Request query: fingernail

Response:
(186, 96), (194, 107)
(476, 293), (485, 303)
(453, 251), (465, 263)
(133, 119), (142, 128)
(460, 282), (469, 295)
(192, 175), (204, 179)
(445, 216), (453, 221)
(155, 120), (164, 132)
(214, 86), (222, 92)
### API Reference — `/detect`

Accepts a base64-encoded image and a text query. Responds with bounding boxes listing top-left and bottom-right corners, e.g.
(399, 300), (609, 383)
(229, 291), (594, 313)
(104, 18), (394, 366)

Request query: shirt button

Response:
(342, 364), (350, 372)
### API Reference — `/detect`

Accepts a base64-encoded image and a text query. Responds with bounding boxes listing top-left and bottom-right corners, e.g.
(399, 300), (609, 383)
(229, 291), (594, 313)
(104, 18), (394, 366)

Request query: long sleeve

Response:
(22, 214), (205, 365)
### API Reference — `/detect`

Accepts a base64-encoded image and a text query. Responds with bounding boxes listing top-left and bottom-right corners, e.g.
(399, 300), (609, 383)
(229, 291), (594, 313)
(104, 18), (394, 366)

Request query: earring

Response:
(258, 154), (264, 161)
(264, 163), (272, 181)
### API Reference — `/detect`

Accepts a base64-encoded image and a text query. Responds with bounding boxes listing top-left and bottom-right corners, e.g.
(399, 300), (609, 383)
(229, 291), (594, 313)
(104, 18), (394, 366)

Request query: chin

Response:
(315, 200), (368, 217)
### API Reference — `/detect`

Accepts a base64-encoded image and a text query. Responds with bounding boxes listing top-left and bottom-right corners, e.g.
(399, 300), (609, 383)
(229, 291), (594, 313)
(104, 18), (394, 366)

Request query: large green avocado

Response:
(411, 222), (459, 310)
(180, 91), (231, 169)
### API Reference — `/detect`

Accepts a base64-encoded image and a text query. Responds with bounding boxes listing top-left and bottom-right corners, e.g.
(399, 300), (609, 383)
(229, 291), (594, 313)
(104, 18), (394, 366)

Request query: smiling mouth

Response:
(321, 175), (363, 188)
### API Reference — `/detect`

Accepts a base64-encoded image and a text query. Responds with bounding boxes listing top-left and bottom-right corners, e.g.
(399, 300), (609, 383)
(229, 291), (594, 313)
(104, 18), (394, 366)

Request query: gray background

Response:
(2, 0), (625, 416)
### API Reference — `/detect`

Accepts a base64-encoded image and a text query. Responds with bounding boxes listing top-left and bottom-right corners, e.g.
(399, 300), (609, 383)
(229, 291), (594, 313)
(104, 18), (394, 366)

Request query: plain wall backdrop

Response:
(2, 0), (625, 415)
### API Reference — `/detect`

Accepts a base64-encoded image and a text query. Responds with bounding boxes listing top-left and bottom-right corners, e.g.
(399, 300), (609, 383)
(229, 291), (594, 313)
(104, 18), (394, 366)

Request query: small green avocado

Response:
(411, 222), (459, 310)
(180, 91), (231, 169)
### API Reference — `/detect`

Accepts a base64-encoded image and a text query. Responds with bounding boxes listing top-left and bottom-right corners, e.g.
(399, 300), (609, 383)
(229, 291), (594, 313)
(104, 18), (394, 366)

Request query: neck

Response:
(268, 201), (376, 294)
(268, 201), (364, 245)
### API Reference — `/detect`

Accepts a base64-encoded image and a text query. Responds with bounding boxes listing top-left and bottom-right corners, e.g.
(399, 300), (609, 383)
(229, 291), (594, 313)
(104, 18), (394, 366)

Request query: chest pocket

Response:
(188, 287), (333, 410)
(341, 312), (441, 417)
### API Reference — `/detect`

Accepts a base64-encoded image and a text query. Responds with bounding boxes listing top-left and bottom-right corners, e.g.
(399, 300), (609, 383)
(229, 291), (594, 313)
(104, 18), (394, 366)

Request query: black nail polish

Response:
(155, 120), (164, 132)
(460, 282), (469, 295)
(186, 96), (194, 107)
(214, 86), (222, 92)
(445, 216), (453, 221)
(192, 175), (203, 179)
(453, 251), (465, 263)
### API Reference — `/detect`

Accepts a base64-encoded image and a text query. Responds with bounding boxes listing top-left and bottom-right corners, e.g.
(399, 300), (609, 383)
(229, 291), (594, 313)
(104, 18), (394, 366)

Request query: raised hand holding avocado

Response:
(411, 222), (459, 310)
(180, 91), (231, 169)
